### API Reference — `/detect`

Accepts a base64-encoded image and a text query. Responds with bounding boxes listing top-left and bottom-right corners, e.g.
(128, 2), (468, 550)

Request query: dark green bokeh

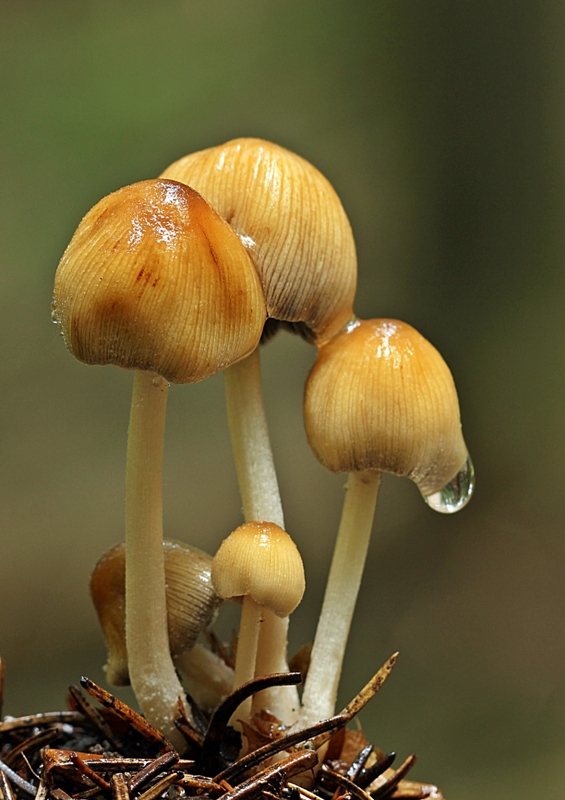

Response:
(1, 2), (564, 797)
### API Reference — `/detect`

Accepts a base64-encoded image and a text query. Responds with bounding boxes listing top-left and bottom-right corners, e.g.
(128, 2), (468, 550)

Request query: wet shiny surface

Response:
(423, 454), (475, 514)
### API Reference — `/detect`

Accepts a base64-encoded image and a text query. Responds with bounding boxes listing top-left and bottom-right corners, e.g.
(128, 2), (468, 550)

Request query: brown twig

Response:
(346, 745), (374, 783)
(338, 655), (398, 723)
(43, 752), (95, 791)
(174, 718), (204, 750)
(215, 715), (349, 784)
(174, 697), (204, 749)
(80, 679), (174, 754)
(200, 673), (301, 773)
(319, 765), (374, 800)
(42, 750), (193, 777)
(136, 772), (178, 800)
(371, 756), (417, 799)
(175, 776), (227, 794)
(33, 782), (48, 800)
(0, 712), (84, 734)
(357, 753), (396, 789)
(69, 753), (111, 792)
(288, 782), (320, 800)
(51, 790), (72, 800)
(68, 685), (124, 753)
(305, 654), (397, 758)
(3, 729), (60, 768)
(389, 779), (441, 798)
(128, 751), (178, 794)
(111, 774), (129, 800)
(74, 785), (102, 795)
(215, 752), (317, 800)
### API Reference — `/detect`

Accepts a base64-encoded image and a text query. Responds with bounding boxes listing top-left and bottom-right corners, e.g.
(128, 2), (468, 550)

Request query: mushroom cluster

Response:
(53, 138), (474, 763)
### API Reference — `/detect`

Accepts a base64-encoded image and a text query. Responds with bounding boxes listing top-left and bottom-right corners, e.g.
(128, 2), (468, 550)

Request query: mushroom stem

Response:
(224, 347), (284, 527)
(230, 595), (264, 724)
(125, 370), (189, 749)
(299, 469), (381, 729)
(252, 608), (299, 725)
(175, 643), (234, 712)
(224, 347), (299, 724)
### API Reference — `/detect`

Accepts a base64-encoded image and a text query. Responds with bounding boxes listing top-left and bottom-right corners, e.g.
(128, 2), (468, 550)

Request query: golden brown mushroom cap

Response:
(160, 138), (357, 345)
(304, 319), (468, 496)
(90, 540), (222, 687)
(211, 521), (305, 618)
(52, 179), (266, 383)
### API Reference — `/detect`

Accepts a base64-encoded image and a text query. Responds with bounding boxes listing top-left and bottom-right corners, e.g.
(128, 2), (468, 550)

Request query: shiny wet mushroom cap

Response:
(304, 318), (468, 496)
(212, 521), (305, 618)
(53, 179), (266, 383)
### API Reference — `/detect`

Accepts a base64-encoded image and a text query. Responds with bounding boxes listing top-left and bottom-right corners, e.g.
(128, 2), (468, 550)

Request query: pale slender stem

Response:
(299, 469), (381, 729)
(224, 348), (299, 724)
(230, 595), (264, 725)
(175, 643), (234, 711)
(254, 618), (296, 724)
(252, 609), (300, 725)
(224, 347), (285, 528)
(125, 370), (189, 750)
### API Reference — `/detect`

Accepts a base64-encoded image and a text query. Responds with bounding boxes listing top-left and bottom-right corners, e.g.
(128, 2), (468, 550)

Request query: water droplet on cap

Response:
(339, 315), (360, 335)
(423, 454), (475, 514)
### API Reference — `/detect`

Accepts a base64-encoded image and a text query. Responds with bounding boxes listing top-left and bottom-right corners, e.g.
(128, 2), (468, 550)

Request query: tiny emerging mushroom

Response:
(52, 179), (266, 746)
(211, 521), (305, 728)
(299, 318), (474, 728)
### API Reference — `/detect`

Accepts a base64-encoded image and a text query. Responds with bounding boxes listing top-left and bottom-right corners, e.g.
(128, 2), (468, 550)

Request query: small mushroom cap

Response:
(53, 179), (266, 384)
(160, 138), (357, 345)
(90, 540), (222, 687)
(211, 521), (305, 618)
(304, 319), (468, 496)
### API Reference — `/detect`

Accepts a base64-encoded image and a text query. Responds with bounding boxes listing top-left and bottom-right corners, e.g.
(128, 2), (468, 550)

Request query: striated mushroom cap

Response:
(160, 138), (357, 345)
(90, 540), (222, 686)
(304, 319), (469, 497)
(211, 521), (305, 618)
(53, 179), (266, 383)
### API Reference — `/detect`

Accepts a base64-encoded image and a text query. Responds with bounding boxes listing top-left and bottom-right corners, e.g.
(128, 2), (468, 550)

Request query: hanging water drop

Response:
(423, 454), (475, 514)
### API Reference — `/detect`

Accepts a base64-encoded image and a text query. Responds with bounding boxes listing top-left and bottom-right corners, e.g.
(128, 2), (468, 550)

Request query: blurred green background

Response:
(1, 1), (564, 797)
